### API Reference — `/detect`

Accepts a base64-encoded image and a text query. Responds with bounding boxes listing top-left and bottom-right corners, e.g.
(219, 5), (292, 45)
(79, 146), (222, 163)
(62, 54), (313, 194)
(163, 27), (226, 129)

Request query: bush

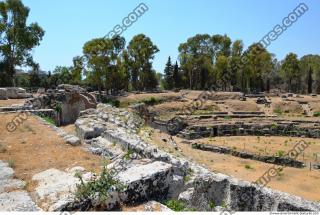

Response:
(273, 107), (282, 115)
(143, 97), (160, 106)
(275, 150), (285, 157)
(164, 200), (187, 211)
(314, 112), (320, 117)
(245, 164), (253, 170)
(101, 98), (120, 107)
(74, 167), (125, 206)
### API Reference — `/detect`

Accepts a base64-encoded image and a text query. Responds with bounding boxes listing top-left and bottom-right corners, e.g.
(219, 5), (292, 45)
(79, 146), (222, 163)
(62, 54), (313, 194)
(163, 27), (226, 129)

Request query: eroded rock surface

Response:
(0, 161), (38, 211)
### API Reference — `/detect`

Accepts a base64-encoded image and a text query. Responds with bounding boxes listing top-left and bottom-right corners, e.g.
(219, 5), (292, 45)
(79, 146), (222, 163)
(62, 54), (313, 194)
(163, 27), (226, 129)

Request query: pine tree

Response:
(172, 61), (181, 89)
(164, 56), (174, 89)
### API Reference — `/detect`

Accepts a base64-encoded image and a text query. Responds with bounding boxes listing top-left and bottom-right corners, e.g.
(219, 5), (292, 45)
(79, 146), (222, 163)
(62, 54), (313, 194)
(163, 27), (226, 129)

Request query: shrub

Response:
(209, 201), (215, 209)
(144, 97), (160, 106)
(164, 200), (187, 211)
(74, 167), (125, 206)
(101, 98), (120, 107)
(275, 150), (285, 157)
(273, 107), (282, 115)
(245, 164), (253, 170)
(314, 112), (320, 117)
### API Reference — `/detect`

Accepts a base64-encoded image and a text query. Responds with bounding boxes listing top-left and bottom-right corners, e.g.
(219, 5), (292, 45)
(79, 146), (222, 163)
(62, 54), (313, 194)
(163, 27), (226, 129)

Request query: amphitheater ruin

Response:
(1, 86), (320, 212)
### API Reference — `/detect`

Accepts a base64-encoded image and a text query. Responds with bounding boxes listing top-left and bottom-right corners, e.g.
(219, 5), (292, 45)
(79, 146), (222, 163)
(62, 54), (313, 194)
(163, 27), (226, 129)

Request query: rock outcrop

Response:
(0, 161), (39, 211)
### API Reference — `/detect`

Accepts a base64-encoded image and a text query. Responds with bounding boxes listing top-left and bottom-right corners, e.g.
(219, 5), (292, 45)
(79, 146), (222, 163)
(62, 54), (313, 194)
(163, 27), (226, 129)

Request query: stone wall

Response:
(74, 104), (320, 211)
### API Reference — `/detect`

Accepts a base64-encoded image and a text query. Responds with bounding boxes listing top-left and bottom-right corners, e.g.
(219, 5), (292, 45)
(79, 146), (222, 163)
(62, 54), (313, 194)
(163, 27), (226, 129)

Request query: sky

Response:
(23, 0), (320, 73)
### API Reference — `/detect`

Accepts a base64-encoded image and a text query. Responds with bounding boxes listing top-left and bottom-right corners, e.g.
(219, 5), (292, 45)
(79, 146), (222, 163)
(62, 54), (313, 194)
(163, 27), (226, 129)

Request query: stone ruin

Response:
(0, 85), (97, 126)
(0, 87), (32, 100)
(26, 84), (97, 125)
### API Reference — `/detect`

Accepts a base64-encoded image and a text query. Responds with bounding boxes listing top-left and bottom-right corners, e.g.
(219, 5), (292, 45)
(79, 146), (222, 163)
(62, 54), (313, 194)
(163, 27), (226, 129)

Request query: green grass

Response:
(273, 107), (283, 115)
(42, 116), (56, 125)
(313, 112), (320, 117)
(164, 200), (187, 211)
(275, 150), (285, 157)
(143, 97), (161, 106)
(101, 98), (120, 107)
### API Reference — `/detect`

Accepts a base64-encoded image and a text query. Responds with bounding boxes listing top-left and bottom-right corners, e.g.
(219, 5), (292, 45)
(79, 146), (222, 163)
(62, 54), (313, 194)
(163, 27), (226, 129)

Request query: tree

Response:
(281, 53), (301, 93)
(172, 61), (181, 89)
(300, 55), (320, 93)
(127, 34), (159, 91)
(164, 56), (174, 89)
(229, 40), (243, 91)
(216, 55), (230, 91)
(70, 56), (83, 85)
(243, 43), (273, 93)
(52, 66), (72, 85)
(307, 66), (313, 94)
(0, 0), (45, 86)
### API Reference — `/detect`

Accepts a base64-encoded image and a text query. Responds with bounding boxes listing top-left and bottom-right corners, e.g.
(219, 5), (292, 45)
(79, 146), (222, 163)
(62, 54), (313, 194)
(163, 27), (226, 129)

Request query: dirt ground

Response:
(141, 127), (320, 202)
(0, 114), (102, 190)
(195, 136), (320, 163)
(0, 99), (26, 107)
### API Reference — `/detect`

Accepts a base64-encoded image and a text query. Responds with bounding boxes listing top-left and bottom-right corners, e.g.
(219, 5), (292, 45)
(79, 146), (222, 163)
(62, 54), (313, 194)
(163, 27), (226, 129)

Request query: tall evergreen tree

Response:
(172, 61), (181, 89)
(164, 56), (174, 89)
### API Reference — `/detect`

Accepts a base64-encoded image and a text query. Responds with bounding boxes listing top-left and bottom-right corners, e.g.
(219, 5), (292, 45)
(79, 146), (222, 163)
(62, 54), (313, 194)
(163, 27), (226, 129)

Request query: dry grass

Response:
(0, 99), (26, 107)
(0, 114), (102, 191)
(146, 128), (320, 202)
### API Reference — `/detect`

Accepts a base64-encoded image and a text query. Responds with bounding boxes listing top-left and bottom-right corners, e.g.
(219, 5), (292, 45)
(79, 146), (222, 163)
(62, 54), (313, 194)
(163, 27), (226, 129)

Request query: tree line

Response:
(1, 0), (320, 95)
(164, 34), (320, 94)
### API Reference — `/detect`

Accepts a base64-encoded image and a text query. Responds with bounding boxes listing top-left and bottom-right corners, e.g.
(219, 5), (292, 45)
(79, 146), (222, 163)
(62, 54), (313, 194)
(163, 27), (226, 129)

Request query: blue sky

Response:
(23, 0), (320, 73)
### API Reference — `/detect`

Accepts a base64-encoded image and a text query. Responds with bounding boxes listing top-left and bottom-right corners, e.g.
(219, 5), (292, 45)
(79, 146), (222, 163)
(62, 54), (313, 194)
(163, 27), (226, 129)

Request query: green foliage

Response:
(102, 98), (120, 107)
(54, 102), (62, 113)
(224, 116), (232, 120)
(74, 167), (125, 205)
(281, 53), (301, 93)
(164, 200), (187, 212)
(314, 112), (320, 117)
(275, 150), (285, 157)
(124, 148), (134, 160)
(8, 160), (15, 168)
(42, 116), (56, 126)
(143, 97), (160, 106)
(209, 201), (215, 209)
(273, 108), (282, 115)
(245, 164), (253, 170)
(0, 0), (45, 86)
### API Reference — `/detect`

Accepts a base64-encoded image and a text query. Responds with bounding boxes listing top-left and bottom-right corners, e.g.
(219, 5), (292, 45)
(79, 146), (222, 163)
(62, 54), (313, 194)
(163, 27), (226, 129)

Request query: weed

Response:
(0, 144), (7, 153)
(245, 164), (253, 170)
(275, 150), (285, 157)
(164, 200), (187, 211)
(209, 201), (215, 209)
(8, 160), (15, 168)
(42, 116), (56, 125)
(74, 167), (125, 206)
(274, 108), (282, 115)
(143, 97), (160, 106)
(124, 148), (134, 160)
(313, 112), (320, 117)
